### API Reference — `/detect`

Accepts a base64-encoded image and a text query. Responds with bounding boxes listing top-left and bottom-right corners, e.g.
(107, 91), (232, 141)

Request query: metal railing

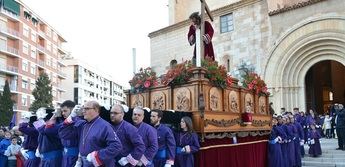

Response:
(0, 26), (19, 38)
(0, 45), (19, 56)
(0, 63), (18, 73)
(38, 60), (45, 67)
(58, 71), (67, 78)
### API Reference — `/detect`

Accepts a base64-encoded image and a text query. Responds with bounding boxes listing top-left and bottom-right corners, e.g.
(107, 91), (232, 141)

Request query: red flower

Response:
(144, 80), (151, 88)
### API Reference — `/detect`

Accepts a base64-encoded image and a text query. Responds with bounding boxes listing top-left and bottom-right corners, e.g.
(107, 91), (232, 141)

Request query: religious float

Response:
(125, 59), (271, 167)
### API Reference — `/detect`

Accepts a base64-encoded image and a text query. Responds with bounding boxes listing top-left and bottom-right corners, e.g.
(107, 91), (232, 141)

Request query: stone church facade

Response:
(149, 0), (345, 113)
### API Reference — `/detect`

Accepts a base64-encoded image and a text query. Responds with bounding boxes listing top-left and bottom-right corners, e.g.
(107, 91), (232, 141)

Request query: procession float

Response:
(125, 59), (271, 167)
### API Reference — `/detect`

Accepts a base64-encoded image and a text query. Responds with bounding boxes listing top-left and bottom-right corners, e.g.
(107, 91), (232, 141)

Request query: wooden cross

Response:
(196, 0), (214, 67)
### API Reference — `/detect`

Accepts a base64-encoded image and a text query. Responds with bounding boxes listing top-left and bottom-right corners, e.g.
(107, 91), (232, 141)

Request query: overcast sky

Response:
(21, 0), (169, 88)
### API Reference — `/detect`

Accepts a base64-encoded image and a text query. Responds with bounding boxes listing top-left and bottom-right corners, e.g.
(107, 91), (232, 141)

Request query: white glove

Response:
(35, 149), (41, 158)
(74, 158), (82, 167)
(86, 151), (101, 167)
(21, 149), (29, 160)
(21, 118), (29, 123)
(137, 161), (143, 166)
(118, 157), (129, 166)
(184, 145), (191, 153)
(164, 164), (172, 167)
(70, 105), (82, 118)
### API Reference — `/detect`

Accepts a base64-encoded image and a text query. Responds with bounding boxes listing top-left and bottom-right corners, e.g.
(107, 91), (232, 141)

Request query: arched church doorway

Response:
(305, 60), (345, 114)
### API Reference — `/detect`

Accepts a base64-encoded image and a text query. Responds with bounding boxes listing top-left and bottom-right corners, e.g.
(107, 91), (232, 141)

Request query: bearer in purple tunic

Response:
(150, 110), (176, 167)
(19, 113), (41, 167)
(290, 115), (303, 167)
(35, 107), (63, 167)
(286, 117), (296, 167)
(174, 116), (200, 167)
(268, 117), (285, 167)
(59, 101), (122, 167)
(110, 104), (145, 166)
(132, 107), (158, 167)
(57, 100), (80, 167)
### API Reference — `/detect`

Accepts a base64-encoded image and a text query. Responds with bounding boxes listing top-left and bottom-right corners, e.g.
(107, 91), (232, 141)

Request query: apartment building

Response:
(61, 58), (125, 107)
(0, 0), (67, 112)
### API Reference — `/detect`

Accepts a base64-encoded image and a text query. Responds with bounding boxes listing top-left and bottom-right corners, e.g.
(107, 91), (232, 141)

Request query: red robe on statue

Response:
(187, 21), (215, 61)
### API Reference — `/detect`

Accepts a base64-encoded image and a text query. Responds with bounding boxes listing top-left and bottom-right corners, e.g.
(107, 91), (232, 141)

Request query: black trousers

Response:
(336, 128), (345, 149)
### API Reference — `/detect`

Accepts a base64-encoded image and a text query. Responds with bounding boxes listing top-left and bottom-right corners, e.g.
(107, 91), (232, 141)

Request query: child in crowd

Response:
(0, 131), (12, 167)
(308, 124), (322, 157)
(5, 137), (22, 167)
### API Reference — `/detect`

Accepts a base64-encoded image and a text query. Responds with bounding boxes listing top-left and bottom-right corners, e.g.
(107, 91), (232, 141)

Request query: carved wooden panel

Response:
(151, 92), (166, 110)
(131, 94), (144, 108)
(258, 96), (267, 114)
(209, 87), (222, 111)
(244, 93), (254, 113)
(229, 90), (240, 113)
(174, 87), (191, 111)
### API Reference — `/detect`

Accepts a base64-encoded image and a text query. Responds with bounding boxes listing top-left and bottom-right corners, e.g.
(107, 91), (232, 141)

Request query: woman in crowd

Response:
(174, 116), (200, 167)
(268, 116), (285, 167)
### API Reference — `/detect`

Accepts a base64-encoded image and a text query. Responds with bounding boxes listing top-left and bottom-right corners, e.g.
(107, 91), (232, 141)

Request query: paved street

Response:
(302, 138), (345, 167)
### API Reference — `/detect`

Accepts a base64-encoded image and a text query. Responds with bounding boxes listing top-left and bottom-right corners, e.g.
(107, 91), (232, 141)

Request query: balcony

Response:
(0, 45), (19, 57)
(0, 7), (19, 22)
(0, 63), (18, 75)
(56, 86), (66, 92)
(37, 45), (46, 54)
(0, 83), (17, 92)
(57, 70), (67, 79)
(38, 60), (45, 68)
(0, 26), (19, 39)
(58, 46), (67, 55)
(38, 30), (47, 39)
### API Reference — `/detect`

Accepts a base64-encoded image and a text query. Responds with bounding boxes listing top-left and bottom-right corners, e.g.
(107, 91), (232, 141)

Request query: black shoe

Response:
(336, 148), (343, 150)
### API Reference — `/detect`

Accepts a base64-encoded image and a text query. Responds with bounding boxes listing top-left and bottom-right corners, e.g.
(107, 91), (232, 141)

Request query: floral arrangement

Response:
(242, 72), (269, 95)
(161, 60), (193, 86)
(129, 67), (158, 93)
(202, 58), (233, 88)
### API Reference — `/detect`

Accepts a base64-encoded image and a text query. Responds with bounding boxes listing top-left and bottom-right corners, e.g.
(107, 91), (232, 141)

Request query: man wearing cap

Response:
(110, 104), (145, 166)
(336, 104), (345, 150)
(132, 107), (158, 167)
(59, 100), (122, 167)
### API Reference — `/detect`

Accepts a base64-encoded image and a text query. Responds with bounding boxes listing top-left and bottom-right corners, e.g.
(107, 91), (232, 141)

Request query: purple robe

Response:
(113, 120), (145, 166)
(49, 121), (79, 167)
(174, 131), (200, 167)
(153, 124), (176, 167)
(136, 122), (158, 167)
(37, 123), (63, 167)
(279, 124), (290, 167)
(292, 123), (303, 167)
(268, 125), (285, 167)
(59, 116), (122, 167)
(19, 123), (41, 167)
(308, 130), (322, 157)
(287, 124), (296, 167)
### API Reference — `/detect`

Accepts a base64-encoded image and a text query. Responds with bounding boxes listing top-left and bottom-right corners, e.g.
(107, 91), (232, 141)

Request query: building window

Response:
(23, 25), (29, 38)
(31, 30), (36, 42)
(31, 46), (36, 58)
(53, 45), (57, 55)
(23, 42), (29, 55)
(22, 79), (28, 89)
(22, 96), (27, 106)
(46, 57), (51, 66)
(47, 41), (52, 51)
(22, 60), (28, 71)
(220, 13), (234, 33)
(30, 65), (36, 75)
(30, 81), (35, 91)
(74, 66), (79, 83)
(46, 28), (51, 37)
(53, 32), (58, 42)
